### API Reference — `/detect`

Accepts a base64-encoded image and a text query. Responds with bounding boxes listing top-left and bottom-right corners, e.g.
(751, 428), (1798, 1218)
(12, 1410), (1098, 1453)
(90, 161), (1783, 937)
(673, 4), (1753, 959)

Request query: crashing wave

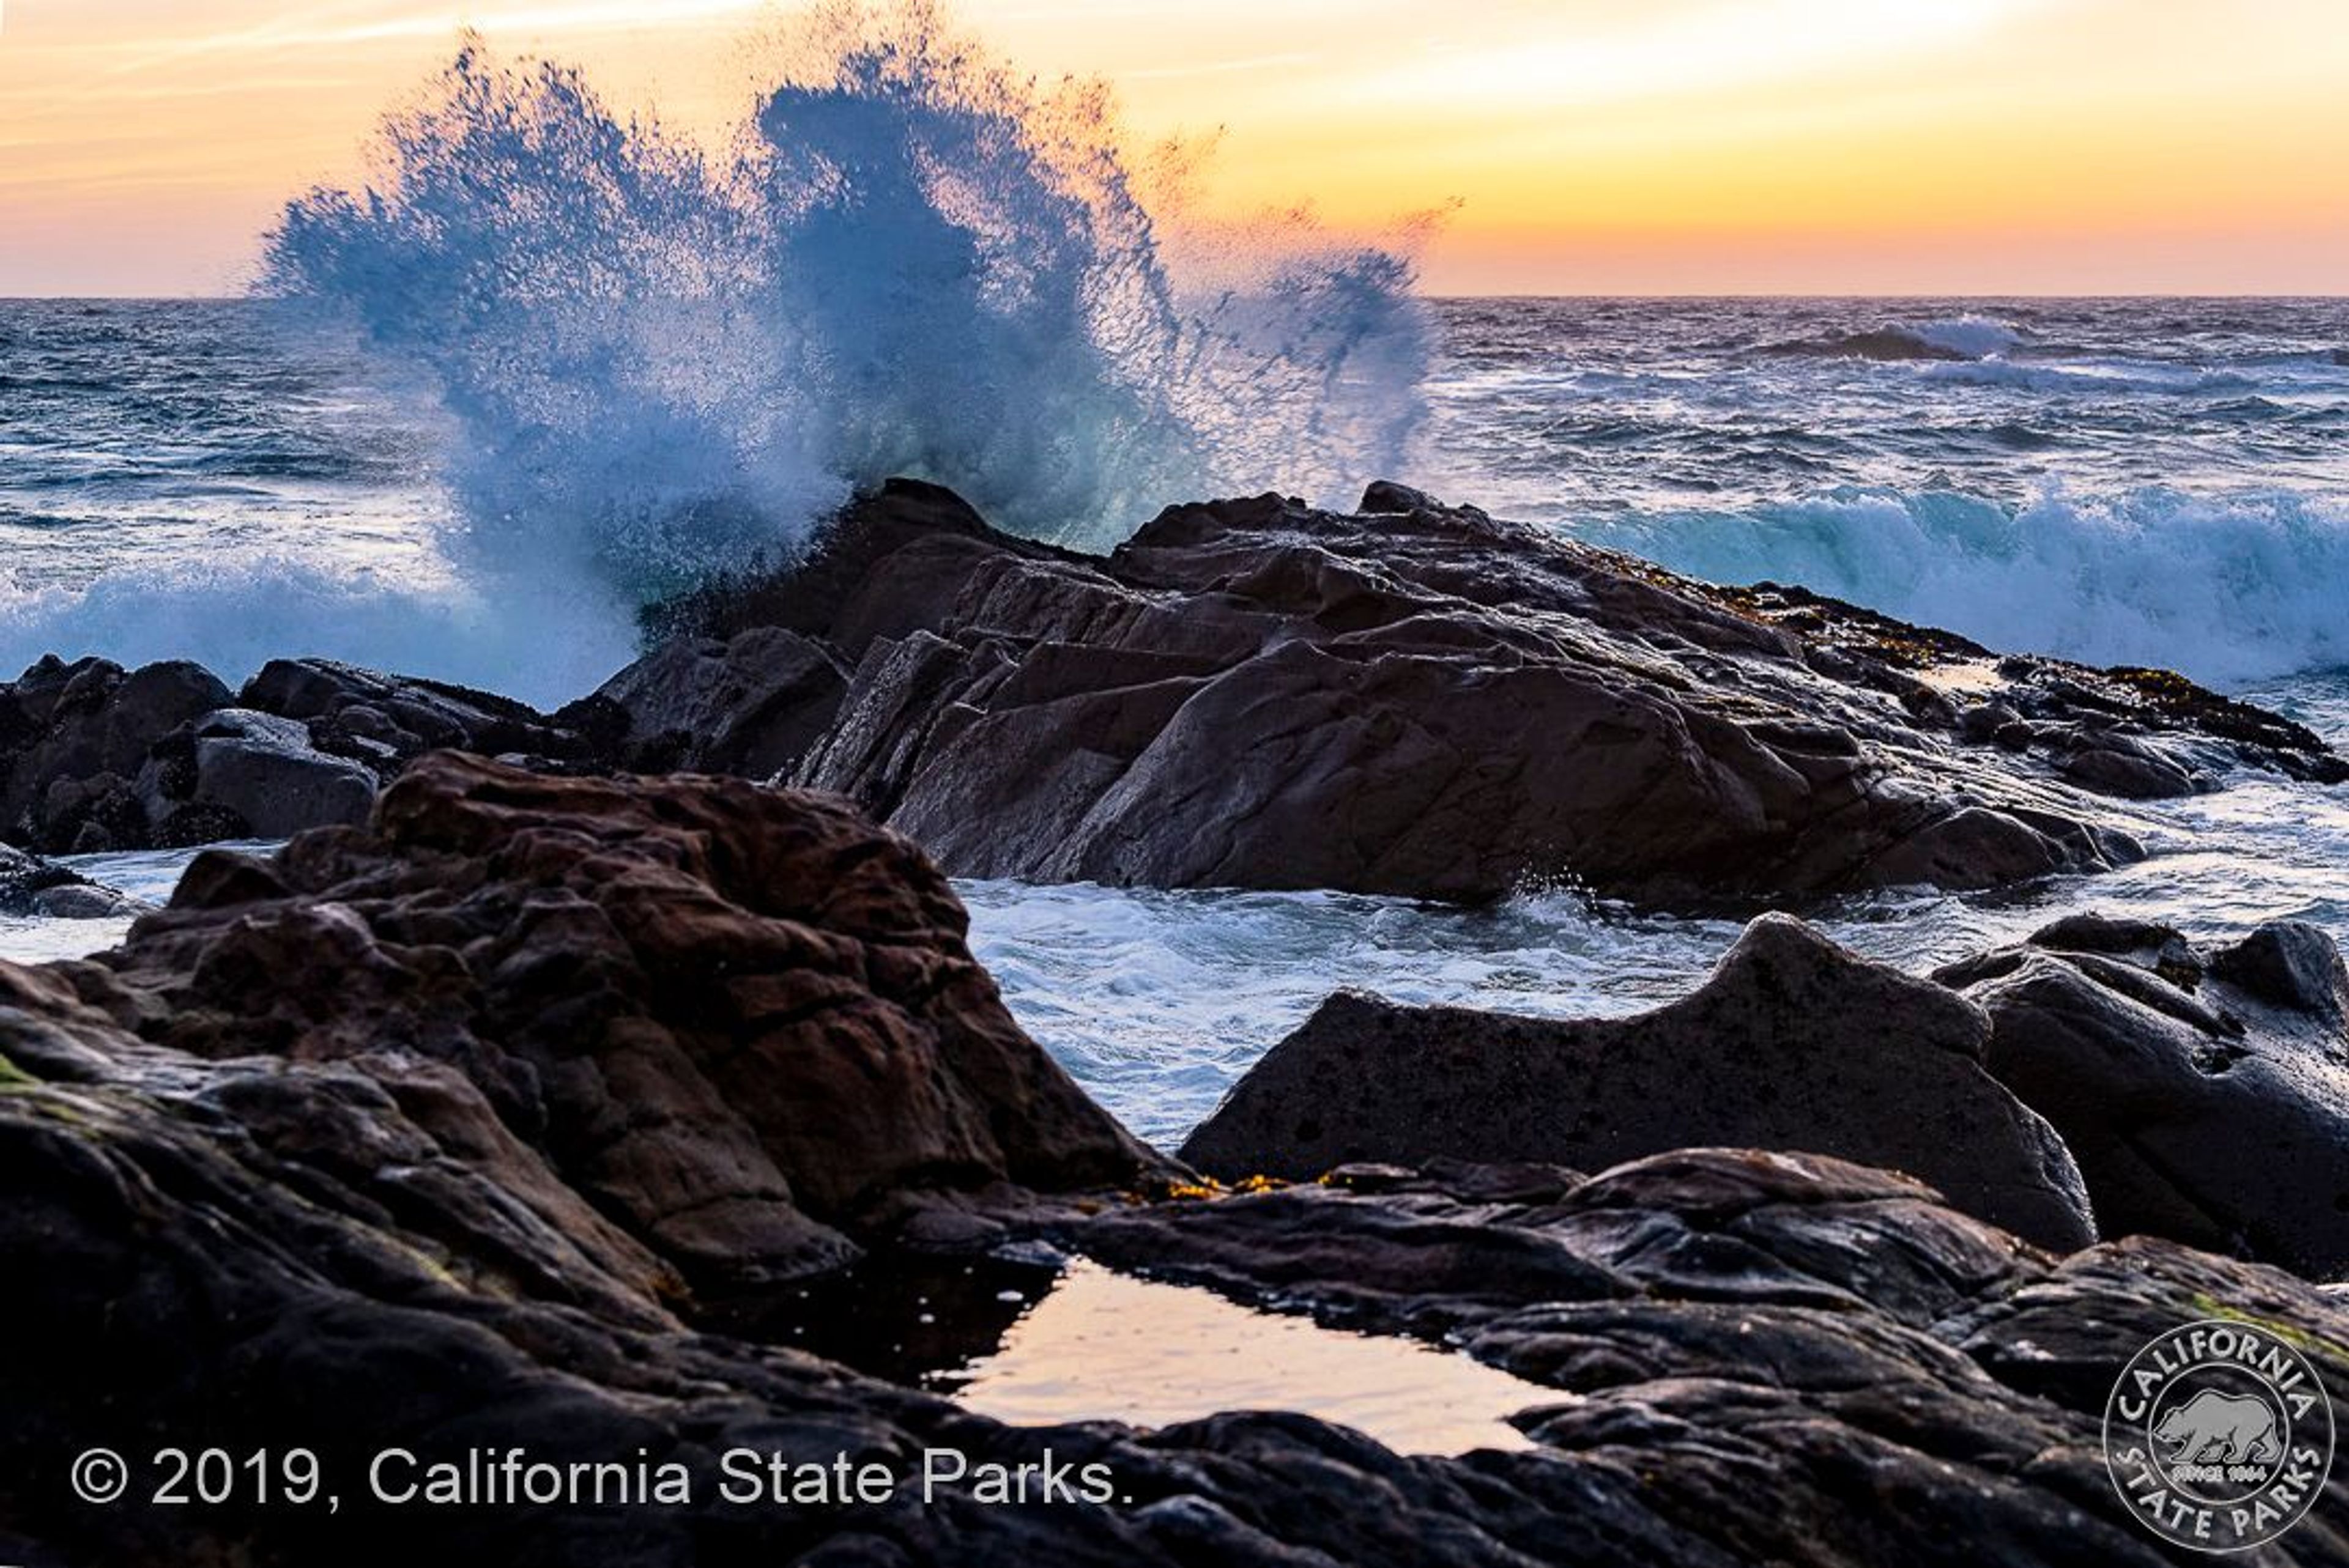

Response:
(261, 11), (1434, 614)
(1572, 485), (2349, 687)
(0, 553), (634, 711)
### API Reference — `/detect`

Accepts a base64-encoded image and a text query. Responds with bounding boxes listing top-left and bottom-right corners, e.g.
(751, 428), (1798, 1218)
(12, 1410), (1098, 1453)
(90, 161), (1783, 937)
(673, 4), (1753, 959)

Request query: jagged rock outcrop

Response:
(1180, 914), (2096, 1250)
(6, 482), (2335, 898)
(65, 752), (1165, 1285)
(0, 655), (231, 850)
(0, 655), (620, 852)
(625, 478), (2340, 904)
(1189, 906), (2349, 1279)
(6, 761), (2349, 1563)
(240, 656), (617, 770)
(1940, 914), (2349, 1276)
(590, 627), (847, 775)
(138, 707), (379, 838)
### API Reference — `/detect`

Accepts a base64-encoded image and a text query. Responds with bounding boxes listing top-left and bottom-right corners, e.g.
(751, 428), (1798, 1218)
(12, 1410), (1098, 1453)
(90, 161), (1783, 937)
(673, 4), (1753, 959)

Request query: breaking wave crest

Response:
(1577, 486), (2349, 686)
(262, 8), (1434, 608)
(1759, 314), (2027, 363)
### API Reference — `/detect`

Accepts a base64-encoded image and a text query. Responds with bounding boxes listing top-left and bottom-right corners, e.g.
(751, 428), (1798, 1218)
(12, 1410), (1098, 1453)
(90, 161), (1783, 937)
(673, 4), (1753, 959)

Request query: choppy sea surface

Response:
(2, 296), (2345, 1144)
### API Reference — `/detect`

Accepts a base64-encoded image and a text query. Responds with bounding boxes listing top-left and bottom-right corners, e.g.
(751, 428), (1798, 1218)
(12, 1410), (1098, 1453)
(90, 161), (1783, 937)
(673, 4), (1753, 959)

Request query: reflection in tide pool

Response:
(942, 1260), (1552, 1455)
(711, 1251), (1555, 1458)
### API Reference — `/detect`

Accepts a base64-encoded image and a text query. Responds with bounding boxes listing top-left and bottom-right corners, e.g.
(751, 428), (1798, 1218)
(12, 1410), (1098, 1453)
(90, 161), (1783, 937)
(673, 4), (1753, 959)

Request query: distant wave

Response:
(1913, 358), (2262, 396)
(261, 13), (1433, 621)
(1759, 314), (2026, 363)
(1909, 314), (2027, 358)
(1574, 486), (2349, 687)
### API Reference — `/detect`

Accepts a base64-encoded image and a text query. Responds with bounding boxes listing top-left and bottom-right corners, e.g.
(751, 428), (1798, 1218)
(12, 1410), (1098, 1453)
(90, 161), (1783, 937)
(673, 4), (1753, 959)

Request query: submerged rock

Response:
(623, 478), (2337, 905)
(1181, 914), (2096, 1251)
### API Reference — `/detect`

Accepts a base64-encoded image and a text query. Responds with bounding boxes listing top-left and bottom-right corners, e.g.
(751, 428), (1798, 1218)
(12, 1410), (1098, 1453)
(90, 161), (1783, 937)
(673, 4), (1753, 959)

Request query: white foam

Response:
(1910, 313), (2025, 358)
(262, 20), (1433, 580)
(0, 553), (635, 708)
(1578, 486), (2349, 686)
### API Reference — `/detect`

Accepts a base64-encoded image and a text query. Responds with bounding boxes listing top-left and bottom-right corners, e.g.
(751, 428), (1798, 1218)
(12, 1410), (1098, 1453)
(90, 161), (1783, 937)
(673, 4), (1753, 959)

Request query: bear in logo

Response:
(2154, 1389), (2282, 1466)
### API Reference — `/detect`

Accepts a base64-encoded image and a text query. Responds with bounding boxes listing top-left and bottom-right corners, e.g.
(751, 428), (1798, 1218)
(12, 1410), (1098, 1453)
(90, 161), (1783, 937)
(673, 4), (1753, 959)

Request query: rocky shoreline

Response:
(4, 483), (2348, 1564)
(2, 481), (2337, 901)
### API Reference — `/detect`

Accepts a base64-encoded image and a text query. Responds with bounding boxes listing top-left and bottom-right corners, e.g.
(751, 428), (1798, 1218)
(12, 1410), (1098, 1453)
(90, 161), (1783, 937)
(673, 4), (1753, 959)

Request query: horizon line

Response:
(7, 290), (2347, 305)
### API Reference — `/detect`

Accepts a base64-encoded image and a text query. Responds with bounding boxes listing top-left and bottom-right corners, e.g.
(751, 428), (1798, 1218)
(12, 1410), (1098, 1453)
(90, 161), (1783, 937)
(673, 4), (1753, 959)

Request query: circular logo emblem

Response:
(2105, 1318), (2335, 1553)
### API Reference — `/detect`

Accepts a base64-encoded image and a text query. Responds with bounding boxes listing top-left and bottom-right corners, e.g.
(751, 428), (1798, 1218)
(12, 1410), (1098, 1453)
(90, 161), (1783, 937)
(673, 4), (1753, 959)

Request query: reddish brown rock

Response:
(78, 751), (1165, 1284)
(7, 766), (2349, 1564)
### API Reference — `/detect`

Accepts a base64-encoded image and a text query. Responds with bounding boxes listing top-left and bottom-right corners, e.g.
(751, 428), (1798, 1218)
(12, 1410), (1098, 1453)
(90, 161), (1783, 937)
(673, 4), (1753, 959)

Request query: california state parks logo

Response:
(2106, 1318), (2336, 1552)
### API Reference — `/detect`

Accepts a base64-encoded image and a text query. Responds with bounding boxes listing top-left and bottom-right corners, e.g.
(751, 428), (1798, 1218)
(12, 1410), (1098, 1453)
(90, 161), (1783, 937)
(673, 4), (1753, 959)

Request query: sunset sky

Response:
(2, 0), (2344, 297)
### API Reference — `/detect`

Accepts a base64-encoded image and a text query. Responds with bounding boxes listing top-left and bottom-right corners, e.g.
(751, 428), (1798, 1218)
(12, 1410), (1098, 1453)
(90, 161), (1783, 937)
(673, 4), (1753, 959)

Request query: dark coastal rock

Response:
(6, 764), (2349, 1562)
(0, 654), (623, 852)
(1180, 914), (2096, 1250)
(1192, 906), (2349, 1278)
(3, 481), (2332, 887)
(2057, 731), (2202, 799)
(589, 626), (847, 774)
(80, 752), (1165, 1284)
(138, 708), (378, 838)
(1939, 915), (2349, 1276)
(0, 656), (231, 849)
(0, 842), (146, 920)
(239, 656), (604, 767)
(619, 478), (2339, 904)
(1061, 1151), (2349, 1566)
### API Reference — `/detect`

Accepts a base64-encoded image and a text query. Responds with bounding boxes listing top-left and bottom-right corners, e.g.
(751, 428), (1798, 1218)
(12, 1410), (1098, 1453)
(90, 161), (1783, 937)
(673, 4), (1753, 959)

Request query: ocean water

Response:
(1419, 298), (2349, 686)
(4, 27), (2346, 1142)
(3, 290), (2345, 1144)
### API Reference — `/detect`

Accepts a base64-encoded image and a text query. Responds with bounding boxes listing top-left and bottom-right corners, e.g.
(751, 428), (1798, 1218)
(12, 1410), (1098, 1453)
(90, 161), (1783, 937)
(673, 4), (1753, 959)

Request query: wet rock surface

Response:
(0, 654), (623, 852)
(1181, 914), (2097, 1251)
(2, 481), (2334, 903)
(81, 752), (1165, 1285)
(591, 627), (848, 776)
(3, 760), (2348, 1564)
(1193, 905), (2349, 1281)
(1941, 915), (2349, 1278)
(639, 479), (2337, 904)
(0, 841), (147, 920)
(1058, 1151), (2349, 1565)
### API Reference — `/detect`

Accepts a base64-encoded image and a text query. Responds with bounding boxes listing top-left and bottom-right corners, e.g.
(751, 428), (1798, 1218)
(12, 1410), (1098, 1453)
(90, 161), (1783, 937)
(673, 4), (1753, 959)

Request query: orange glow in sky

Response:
(2, 0), (2345, 296)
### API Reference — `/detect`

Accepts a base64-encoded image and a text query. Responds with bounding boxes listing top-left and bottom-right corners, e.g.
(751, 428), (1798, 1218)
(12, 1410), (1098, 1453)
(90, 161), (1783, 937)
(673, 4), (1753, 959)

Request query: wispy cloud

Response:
(84, 0), (767, 79)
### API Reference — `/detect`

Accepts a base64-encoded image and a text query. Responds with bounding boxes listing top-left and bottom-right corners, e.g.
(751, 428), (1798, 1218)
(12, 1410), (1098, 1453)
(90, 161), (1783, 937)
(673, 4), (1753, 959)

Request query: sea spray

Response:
(262, 6), (1435, 613)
